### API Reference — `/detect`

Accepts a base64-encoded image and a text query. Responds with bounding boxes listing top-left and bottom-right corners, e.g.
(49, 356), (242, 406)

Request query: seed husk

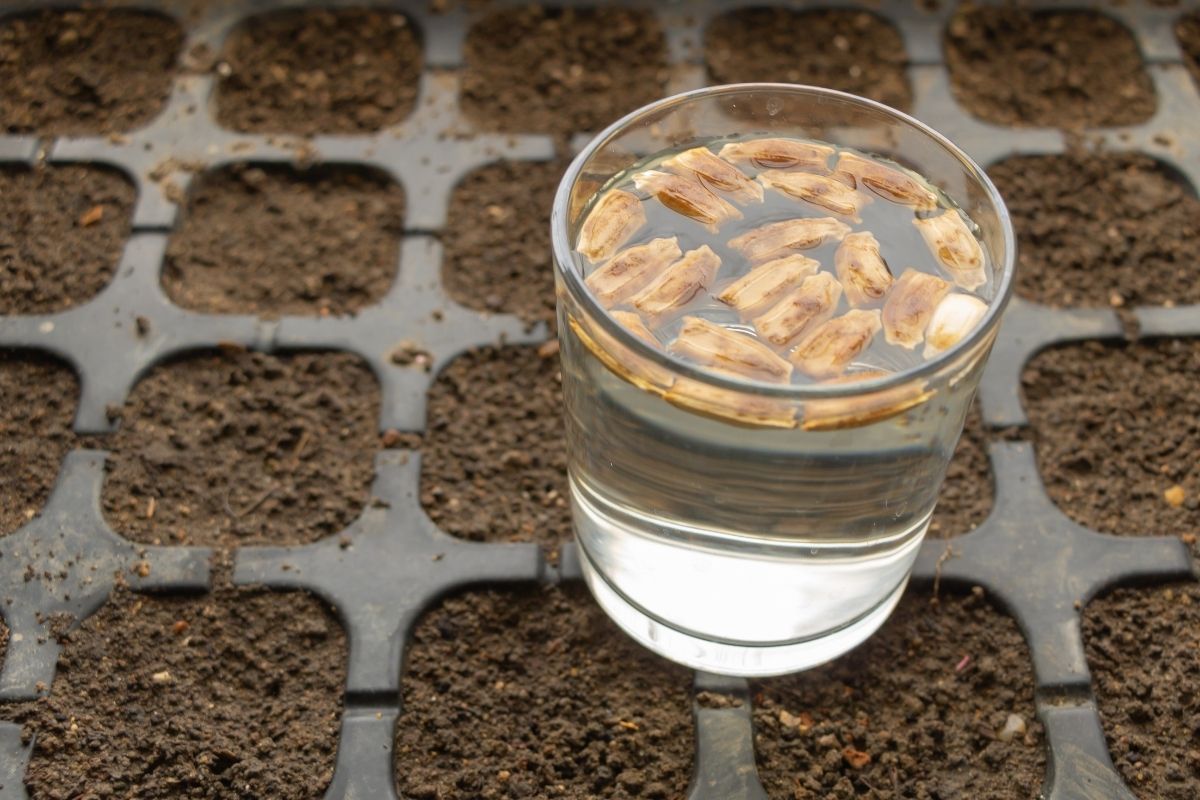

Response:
(835, 231), (894, 306)
(754, 272), (843, 348)
(576, 189), (647, 262)
(718, 138), (835, 173)
(923, 293), (988, 358)
(665, 378), (797, 428)
(633, 170), (742, 232)
(727, 217), (851, 264)
(585, 237), (682, 308)
(717, 254), (821, 316)
(663, 147), (764, 205)
(913, 211), (987, 290)
(632, 245), (722, 324)
(791, 309), (882, 379)
(832, 152), (939, 210)
(670, 316), (793, 383)
(757, 169), (873, 220)
(882, 270), (952, 349)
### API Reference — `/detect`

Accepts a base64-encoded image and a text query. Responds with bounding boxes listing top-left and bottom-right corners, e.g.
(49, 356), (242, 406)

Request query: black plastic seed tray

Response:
(1, 1), (1198, 799)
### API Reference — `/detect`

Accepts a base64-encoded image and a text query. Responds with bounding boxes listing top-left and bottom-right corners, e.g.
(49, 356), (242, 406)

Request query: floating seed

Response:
(882, 270), (952, 349)
(585, 237), (682, 308)
(801, 370), (933, 431)
(835, 232), (893, 307)
(633, 170), (743, 232)
(568, 314), (674, 392)
(833, 152), (939, 210)
(611, 310), (660, 347)
(923, 293), (988, 358)
(757, 170), (873, 220)
(754, 272), (842, 348)
(718, 138), (835, 173)
(913, 211), (987, 290)
(576, 189), (647, 262)
(727, 217), (851, 264)
(791, 309), (882, 379)
(717, 254), (820, 316)
(670, 316), (793, 383)
(665, 378), (797, 428)
(632, 245), (722, 324)
(663, 147), (764, 205)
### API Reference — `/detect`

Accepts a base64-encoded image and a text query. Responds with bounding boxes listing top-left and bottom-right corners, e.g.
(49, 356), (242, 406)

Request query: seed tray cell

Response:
(0, 2), (1197, 799)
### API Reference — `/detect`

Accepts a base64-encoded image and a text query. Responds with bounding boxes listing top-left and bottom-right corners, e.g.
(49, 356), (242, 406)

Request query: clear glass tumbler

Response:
(550, 84), (1014, 676)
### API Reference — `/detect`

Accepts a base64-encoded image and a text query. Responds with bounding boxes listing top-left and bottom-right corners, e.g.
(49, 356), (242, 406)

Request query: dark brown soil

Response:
(163, 164), (404, 317)
(215, 9), (422, 134)
(929, 406), (993, 539)
(99, 350), (381, 549)
(420, 346), (568, 549)
(989, 153), (1200, 309)
(705, 9), (912, 113)
(1083, 583), (1200, 800)
(442, 160), (565, 327)
(0, 353), (78, 537)
(395, 585), (694, 799)
(1, 165), (135, 315)
(0, 617), (8, 670)
(945, 5), (1156, 128)
(754, 588), (1045, 799)
(1022, 340), (1200, 556)
(1180, 14), (1200, 86)
(461, 7), (669, 138)
(5, 581), (346, 800)
(0, 9), (181, 135)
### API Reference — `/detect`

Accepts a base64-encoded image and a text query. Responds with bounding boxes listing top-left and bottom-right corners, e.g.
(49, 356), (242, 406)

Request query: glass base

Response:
(577, 542), (909, 677)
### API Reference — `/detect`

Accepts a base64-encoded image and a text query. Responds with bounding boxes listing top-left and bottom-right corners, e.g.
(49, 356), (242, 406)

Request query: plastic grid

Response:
(0, 1), (1197, 798)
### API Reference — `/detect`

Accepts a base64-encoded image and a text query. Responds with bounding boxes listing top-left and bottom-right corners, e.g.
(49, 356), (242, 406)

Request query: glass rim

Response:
(550, 82), (1016, 400)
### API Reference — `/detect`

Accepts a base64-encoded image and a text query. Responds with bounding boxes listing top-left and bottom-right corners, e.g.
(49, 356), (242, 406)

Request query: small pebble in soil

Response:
(753, 588), (1044, 799)
(1084, 583), (1200, 800)
(2, 581), (347, 800)
(395, 585), (693, 799)
(0, 9), (182, 135)
(215, 8), (422, 134)
(944, 5), (1155, 128)
(1023, 340), (1200, 557)
(98, 350), (380, 549)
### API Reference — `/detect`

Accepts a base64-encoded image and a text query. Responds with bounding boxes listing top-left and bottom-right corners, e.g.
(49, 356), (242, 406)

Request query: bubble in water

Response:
(766, 99), (781, 116)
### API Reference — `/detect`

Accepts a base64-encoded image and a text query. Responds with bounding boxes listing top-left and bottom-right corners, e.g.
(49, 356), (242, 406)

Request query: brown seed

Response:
(632, 246), (722, 324)
(882, 270), (952, 349)
(757, 170), (872, 220)
(791, 309), (882, 378)
(833, 152), (939, 210)
(717, 254), (820, 316)
(754, 272), (842, 348)
(665, 377), (797, 428)
(923, 293), (988, 358)
(670, 316), (793, 383)
(633, 170), (743, 232)
(913, 211), (987, 290)
(585, 237), (682, 308)
(663, 147), (764, 205)
(835, 232), (894, 306)
(576, 189), (646, 262)
(727, 217), (851, 264)
(801, 370), (933, 431)
(718, 138), (835, 173)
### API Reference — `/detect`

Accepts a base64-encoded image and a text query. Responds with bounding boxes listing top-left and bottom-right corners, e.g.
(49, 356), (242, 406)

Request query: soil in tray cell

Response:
(395, 585), (694, 800)
(461, 6), (669, 139)
(99, 350), (380, 549)
(704, 9), (912, 113)
(214, 8), (422, 135)
(163, 164), (404, 317)
(989, 153), (1200, 309)
(928, 406), (993, 539)
(1023, 340), (1200, 556)
(945, 6), (1155, 128)
(0, 9), (181, 135)
(4, 581), (346, 800)
(1, 164), (135, 315)
(754, 588), (1044, 799)
(442, 160), (566, 328)
(0, 353), (78, 537)
(1084, 583), (1200, 800)
(420, 345), (569, 550)
(1180, 13), (1200, 91)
